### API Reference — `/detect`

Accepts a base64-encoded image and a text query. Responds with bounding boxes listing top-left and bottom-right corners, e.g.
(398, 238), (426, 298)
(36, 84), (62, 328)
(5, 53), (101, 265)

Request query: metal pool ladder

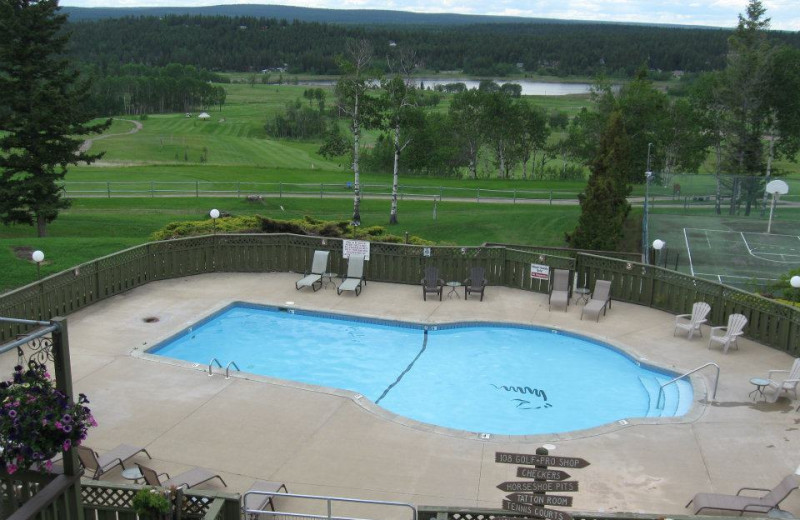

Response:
(657, 362), (719, 410)
(208, 358), (241, 379)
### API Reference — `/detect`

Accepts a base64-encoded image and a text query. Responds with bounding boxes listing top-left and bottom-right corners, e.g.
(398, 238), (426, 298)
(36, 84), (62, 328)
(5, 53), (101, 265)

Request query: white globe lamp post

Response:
(210, 208), (220, 234)
(32, 250), (45, 279)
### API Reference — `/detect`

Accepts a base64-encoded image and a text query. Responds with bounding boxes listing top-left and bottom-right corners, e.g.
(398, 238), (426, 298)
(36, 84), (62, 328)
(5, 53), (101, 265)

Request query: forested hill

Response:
(64, 13), (800, 77)
(62, 5), (553, 25)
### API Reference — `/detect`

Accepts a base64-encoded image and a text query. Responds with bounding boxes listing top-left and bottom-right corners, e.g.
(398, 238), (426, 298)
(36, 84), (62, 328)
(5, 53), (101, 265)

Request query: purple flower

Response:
(62, 424), (72, 433)
(8, 410), (16, 418)
(61, 414), (72, 423)
(62, 439), (71, 451)
(6, 463), (17, 475)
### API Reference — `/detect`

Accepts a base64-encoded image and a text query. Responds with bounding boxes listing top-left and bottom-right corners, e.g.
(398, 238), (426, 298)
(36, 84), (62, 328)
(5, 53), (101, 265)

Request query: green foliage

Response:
(567, 111), (632, 250)
(767, 268), (800, 302)
(132, 488), (172, 516)
(150, 214), (433, 244)
(0, 0), (110, 237)
(265, 99), (328, 139)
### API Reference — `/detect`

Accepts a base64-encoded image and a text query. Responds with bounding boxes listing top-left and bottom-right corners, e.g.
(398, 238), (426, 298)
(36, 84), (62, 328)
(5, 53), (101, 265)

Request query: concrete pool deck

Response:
(11, 273), (800, 516)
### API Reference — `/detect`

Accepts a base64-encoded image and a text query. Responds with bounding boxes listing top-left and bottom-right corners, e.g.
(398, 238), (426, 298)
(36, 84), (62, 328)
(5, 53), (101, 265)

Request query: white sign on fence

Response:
(423, 247), (432, 257)
(530, 263), (550, 280)
(343, 240), (371, 260)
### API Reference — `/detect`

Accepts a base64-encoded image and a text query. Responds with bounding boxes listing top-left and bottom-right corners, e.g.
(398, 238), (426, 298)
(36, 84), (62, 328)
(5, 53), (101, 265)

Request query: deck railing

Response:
(1, 233), (798, 355)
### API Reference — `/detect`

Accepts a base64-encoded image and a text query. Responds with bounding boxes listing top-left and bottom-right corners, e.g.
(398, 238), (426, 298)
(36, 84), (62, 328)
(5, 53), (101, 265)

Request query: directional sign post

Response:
(496, 452), (590, 469)
(516, 467), (571, 481)
(505, 493), (573, 507)
(497, 481), (579, 493)
(502, 500), (574, 520)
(496, 448), (587, 520)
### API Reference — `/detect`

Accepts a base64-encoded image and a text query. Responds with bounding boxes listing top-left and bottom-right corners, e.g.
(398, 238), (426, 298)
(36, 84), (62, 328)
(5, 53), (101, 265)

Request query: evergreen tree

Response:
(0, 0), (109, 237)
(567, 111), (632, 251)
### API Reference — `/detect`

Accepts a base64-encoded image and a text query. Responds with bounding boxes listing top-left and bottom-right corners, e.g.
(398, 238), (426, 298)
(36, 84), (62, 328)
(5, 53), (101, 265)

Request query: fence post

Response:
(279, 182), (283, 198)
(549, 190), (553, 205)
(107, 182), (111, 198)
(52, 317), (85, 520)
(321, 183), (324, 199)
(477, 189), (480, 203)
(513, 189), (516, 204)
(196, 181), (199, 198)
(237, 182), (241, 198)
(150, 181), (154, 198)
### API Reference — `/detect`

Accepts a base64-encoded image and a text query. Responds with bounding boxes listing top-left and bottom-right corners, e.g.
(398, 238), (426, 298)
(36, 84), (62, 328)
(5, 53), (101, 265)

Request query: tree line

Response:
(81, 63), (228, 115)
(64, 14), (800, 78)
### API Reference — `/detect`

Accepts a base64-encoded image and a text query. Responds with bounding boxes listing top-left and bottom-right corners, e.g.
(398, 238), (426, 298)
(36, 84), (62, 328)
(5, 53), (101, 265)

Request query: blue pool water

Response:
(149, 303), (692, 435)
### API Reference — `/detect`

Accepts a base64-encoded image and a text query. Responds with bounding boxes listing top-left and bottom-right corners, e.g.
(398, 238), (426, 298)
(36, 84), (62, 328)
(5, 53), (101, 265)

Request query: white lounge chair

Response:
(764, 358), (800, 403)
(686, 474), (798, 515)
(295, 250), (329, 291)
(708, 313), (747, 353)
(674, 302), (711, 339)
(581, 280), (611, 321)
(76, 444), (151, 480)
(549, 269), (570, 312)
(337, 254), (366, 296)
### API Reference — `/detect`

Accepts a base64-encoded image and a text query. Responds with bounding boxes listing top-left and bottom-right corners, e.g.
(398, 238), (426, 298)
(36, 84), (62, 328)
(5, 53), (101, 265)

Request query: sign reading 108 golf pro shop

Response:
(342, 239), (370, 260)
(495, 451), (590, 520)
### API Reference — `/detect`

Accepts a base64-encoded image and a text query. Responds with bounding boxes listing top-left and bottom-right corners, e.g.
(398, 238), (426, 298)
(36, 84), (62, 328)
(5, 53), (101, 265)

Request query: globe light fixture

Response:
(210, 208), (220, 234)
(652, 239), (665, 250)
(32, 250), (44, 279)
(790, 276), (800, 289)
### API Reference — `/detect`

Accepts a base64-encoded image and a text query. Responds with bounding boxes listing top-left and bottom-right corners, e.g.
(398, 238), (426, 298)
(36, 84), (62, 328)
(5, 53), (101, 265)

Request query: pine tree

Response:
(567, 111), (632, 251)
(0, 0), (110, 237)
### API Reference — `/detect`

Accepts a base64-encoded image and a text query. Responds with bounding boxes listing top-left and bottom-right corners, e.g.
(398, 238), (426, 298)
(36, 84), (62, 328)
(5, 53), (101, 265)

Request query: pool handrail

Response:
(657, 362), (719, 410)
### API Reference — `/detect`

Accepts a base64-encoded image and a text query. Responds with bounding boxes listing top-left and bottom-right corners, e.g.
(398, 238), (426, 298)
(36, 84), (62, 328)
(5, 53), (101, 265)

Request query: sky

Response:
(59, 0), (800, 30)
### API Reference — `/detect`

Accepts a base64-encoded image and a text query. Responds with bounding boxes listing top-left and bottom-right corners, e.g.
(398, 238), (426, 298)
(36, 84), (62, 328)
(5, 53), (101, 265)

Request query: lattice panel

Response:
(82, 484), (137, 510)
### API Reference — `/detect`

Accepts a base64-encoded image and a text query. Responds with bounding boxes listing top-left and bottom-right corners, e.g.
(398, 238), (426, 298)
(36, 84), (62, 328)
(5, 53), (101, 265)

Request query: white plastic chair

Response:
(674, 302), (711, 339)
(708, 313), (747, 353)
(765, 358), (800, 403)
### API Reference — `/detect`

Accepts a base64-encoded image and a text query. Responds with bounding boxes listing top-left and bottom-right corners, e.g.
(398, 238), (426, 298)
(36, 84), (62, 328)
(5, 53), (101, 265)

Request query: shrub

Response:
(132, 487), (173, 518)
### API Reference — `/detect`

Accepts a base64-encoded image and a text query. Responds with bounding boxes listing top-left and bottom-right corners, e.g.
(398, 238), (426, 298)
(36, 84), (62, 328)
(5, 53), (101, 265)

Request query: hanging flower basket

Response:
(0, 364), (96, 474)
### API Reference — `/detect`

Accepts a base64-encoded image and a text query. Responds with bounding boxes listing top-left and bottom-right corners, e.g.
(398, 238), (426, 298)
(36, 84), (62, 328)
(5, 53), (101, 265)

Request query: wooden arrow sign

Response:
(496, 452), (590, 469)
(502, 500), (574, 520)
(516, 467), (571, 481)
(497, 481), (579, 493)
(506, 493), (573, 507)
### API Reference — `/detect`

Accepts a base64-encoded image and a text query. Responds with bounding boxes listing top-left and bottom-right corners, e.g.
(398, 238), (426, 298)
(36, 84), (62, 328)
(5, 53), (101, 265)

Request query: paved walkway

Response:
(15, 273), (800, 516)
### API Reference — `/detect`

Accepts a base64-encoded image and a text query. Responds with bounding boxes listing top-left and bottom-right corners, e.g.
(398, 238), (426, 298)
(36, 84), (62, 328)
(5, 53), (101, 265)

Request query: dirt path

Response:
(79, 118), (143, 153)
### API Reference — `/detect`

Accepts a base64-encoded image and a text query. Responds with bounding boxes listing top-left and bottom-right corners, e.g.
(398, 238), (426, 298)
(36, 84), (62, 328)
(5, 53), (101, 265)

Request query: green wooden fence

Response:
(1, 233), (798, 356)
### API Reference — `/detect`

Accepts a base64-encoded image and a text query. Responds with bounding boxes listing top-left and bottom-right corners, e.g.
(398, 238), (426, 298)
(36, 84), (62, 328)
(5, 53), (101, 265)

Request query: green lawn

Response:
(0, 197), (581, 292)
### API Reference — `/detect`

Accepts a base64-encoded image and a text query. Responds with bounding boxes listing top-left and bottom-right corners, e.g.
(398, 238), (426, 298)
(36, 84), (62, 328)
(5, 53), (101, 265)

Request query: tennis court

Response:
(649, 212), (800, 289)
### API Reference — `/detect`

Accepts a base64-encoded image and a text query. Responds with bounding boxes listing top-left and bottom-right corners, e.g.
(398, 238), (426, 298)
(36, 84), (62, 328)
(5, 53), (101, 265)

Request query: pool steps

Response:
(638, 376), (687, 418)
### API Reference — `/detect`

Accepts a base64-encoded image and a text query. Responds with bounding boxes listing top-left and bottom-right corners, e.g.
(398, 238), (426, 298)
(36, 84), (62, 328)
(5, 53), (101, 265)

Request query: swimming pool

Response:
(148, 303), (693, 436)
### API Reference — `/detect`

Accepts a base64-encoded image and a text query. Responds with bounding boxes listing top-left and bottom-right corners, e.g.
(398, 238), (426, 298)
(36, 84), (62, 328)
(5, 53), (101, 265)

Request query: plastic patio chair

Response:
(464, 267), (487, 301)
(764, 358), (800, 403)
(686, 474), (798, 515)
(295, 250), (329, 291)
(76, 444), (151, 480)
(708, 313), (747, 353)
(137, 463), (227, 489)
(580, 280), (611, 321)
(548, 269), (570, 312)
(674, 302), (711, 339)
(421, 266), (444, 301)
(337, 254), (366, 296)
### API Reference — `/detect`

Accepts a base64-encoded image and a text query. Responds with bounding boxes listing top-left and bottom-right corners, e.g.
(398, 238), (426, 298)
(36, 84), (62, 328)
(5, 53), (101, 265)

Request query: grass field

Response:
(0, 197), (583, 292)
